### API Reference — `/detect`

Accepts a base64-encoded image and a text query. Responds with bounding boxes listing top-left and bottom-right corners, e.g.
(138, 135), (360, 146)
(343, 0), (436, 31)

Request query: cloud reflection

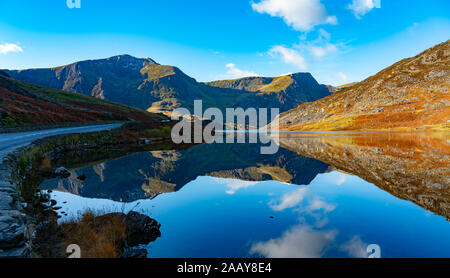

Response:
(216, 179), (258, 195)
(333, 172), (348, 186)
(308, 197), (336, 213)
(250, 225), (337, 258)
(270, 187), (308, 211)
(340, 235), (369, 258)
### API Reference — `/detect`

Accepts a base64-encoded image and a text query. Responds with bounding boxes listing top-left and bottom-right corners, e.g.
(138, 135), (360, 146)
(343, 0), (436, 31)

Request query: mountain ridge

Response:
(3, 55), (333, 117)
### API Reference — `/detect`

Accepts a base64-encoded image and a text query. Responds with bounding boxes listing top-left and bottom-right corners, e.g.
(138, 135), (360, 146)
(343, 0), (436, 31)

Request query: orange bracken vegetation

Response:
(59, 211), (127, 258)
(276, 40), (450, 131)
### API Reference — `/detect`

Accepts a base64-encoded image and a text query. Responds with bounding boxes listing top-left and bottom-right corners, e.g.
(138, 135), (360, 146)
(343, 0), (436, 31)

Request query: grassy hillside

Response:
(0, 75), (164, 127)
(275, 40), (450, 131)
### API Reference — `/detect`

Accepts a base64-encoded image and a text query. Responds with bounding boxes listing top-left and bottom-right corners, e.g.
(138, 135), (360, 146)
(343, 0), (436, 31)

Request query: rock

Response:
(0, 210), (26, 250)
(0, 191), (14, 210)
(54, 167), (71, 178)
(77, 174), (87, 181)
(125, 211), (161, 247)
(373, 108), (385, 113)
(50, 200), (57, 207)
(0, 244), (30, 258)
(121, 246), (148, 258)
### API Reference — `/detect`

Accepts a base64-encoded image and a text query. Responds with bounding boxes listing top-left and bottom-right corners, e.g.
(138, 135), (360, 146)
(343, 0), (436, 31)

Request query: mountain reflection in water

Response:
(41, 142), (330, 201)
(41, 132), (450, 258)
(279, 132), (450, 220)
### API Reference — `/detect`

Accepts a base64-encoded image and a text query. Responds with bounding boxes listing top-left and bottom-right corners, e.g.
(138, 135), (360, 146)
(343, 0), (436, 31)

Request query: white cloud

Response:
(269, 46), (307, 70)
(250, 225), (337, 258)
(223, 63), (259, 79)
(318, 28), (331, 40)
(0, 43), (23, 54)
(310, 44), (338, 58)
(252, 0), (337, 31)
(295, 28), (341, 59)
(347, 0), (376, 19)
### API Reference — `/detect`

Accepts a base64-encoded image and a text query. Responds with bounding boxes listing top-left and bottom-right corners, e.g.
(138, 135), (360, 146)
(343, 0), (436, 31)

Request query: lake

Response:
(40, 132), (450, 258)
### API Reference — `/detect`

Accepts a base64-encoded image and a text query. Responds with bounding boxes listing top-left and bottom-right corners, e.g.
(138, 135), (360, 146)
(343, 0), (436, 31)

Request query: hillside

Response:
(274, 40), (450, 131)
(0, 75), (163, 127)
(3, 55), (332, 117)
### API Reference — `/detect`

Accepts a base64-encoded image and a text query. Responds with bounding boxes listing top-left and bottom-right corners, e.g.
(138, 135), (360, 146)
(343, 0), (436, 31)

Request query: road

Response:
(0, 123), (122, 160)
(0, 123), (122, 257)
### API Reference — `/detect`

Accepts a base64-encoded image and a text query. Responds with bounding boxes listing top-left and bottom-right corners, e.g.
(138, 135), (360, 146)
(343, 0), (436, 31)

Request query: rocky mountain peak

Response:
(106, 54), (157, 65)
(288, 72), (318, 84)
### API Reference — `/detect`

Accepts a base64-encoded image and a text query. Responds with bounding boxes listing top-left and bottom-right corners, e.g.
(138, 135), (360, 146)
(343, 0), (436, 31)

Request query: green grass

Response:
(141, 64), (176, 81)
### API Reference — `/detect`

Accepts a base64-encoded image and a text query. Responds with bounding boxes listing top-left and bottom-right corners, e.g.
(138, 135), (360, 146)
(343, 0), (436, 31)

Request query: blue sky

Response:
(0, 0), (449, 85)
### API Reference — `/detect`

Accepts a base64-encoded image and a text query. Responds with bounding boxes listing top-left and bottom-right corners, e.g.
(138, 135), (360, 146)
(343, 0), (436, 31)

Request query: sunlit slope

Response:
(275, 40), (450, 131)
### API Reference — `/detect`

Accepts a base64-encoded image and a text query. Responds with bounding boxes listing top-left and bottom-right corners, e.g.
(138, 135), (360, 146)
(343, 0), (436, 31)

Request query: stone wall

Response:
(0, 149), (31, 257)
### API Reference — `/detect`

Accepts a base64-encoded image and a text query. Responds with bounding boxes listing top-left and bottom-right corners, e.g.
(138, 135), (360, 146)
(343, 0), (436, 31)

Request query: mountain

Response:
(0, 75), (163, 127)
(205, 73), (331, 111)
(274, 40), (450, 131)
(3, 55), (332, 117)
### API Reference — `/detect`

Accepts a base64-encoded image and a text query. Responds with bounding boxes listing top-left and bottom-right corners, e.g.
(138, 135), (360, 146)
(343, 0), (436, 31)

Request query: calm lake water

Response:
(40, 133), (450, 258)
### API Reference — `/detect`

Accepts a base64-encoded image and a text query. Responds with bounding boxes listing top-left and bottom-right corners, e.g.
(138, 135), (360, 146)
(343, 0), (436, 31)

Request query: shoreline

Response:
(0, 121), (188, 257)
(0, 123), (126, 257)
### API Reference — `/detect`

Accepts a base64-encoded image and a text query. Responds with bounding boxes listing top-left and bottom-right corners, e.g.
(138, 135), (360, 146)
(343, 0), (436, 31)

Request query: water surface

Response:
(41, 132), (450, 258)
